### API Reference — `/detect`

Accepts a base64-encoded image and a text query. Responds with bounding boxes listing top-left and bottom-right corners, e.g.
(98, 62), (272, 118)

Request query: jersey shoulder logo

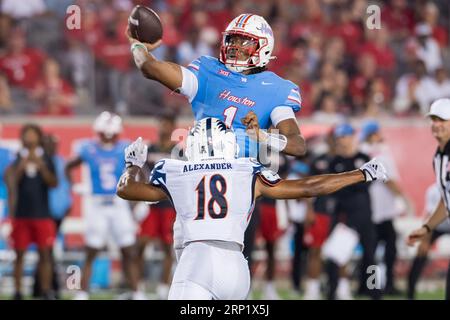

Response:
(218, 69), (230, 77)
(150, 160), (166, 186)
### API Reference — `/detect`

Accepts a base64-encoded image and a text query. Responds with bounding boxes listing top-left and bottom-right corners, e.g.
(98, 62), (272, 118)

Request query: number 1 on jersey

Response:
(223, 106), (238, 128)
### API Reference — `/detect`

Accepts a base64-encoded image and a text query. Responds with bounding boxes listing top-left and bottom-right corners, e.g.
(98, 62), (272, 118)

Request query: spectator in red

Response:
(0, 28), (46, 89)
(94, 18), (131, 114)
(290, 0), (324, 41)
(358, 27), (396, 77)
(31, 58), (76, 116)
(381, 0), (415, 41)
(349, 53), (377, 110)
(326, 4), (363, 55)
(159, 10), (182, 47)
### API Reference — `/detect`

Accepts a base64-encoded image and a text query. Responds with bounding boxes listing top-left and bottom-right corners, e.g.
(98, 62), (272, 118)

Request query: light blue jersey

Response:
(186, 56), (302, 157)
(77, 140), (129, 195)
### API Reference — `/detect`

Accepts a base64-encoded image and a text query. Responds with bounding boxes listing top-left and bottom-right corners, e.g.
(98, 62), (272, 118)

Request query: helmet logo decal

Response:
(256, 23), (273, 36)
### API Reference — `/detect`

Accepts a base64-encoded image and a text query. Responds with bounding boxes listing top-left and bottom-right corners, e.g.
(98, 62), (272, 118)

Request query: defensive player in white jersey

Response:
(65, 112), (141, 300)
(117, 118), (387, 300)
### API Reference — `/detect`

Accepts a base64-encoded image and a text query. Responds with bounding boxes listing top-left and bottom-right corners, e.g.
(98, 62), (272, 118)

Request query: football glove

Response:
(359, 158), (388, 182)
(125, 137), (147, 168)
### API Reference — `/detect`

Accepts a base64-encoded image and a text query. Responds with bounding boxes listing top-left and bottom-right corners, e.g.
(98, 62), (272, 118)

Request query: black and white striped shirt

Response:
(433, 141), (450, 215)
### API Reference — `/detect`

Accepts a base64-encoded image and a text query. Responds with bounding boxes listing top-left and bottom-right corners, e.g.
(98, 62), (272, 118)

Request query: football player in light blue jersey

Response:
(127, 13), (306, 158)
(65, 111), (143, 300)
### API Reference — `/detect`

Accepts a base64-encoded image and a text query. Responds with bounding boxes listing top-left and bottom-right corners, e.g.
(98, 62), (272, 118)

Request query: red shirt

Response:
(326, 21), (363, 54)
(33, 78), (75, 116)
(358, 43), (395, 73)
(349, 74), (369, 102)
(94, 36), (131, 72)
(432, 26), (448, 48)
(381, 7), (414, 36)
(0, 48), (46, 89)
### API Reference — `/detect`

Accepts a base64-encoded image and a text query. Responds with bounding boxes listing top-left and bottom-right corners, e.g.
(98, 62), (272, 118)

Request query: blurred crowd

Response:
(0, 0), (449, 118)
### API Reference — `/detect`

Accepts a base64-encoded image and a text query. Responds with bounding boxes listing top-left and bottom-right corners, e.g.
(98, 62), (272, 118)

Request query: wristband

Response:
(130, 42), (147, 53)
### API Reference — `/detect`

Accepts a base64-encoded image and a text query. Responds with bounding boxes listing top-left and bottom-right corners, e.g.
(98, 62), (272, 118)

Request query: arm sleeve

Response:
(270, 106), (296, 127)
(180, 66), (199, 103)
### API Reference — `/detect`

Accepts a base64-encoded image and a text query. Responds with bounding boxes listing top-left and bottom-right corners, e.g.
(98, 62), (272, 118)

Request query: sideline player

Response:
(116, 117), (387, 300)
(65, 111), (141, 300)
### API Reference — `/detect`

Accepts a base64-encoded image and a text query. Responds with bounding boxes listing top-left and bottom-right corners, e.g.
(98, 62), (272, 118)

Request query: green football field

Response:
(1, 287), (446, 300)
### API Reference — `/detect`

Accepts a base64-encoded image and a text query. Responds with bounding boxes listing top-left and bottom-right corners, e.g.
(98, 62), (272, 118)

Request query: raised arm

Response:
(116, 137), (168, 202)
(257, 170), (365, 199)
(256, 158), (387, 199)
(127, 27), (183, 91)
(116, 166), (167, 202)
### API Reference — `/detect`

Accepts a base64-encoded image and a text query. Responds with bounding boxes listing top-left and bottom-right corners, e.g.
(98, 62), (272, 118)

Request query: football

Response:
(128, 5), (163, 44)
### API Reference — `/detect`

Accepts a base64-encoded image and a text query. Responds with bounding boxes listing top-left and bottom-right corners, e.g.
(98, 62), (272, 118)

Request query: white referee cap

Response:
(427, 98), (450, 120)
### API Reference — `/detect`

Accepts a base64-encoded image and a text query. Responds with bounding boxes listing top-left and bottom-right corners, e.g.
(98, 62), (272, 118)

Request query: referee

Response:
(408, 98), (450, 300)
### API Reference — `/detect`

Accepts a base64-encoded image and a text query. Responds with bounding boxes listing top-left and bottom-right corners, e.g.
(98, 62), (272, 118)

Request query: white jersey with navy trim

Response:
(433, 140), (450, 216)
(149, 157), (279, 248)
